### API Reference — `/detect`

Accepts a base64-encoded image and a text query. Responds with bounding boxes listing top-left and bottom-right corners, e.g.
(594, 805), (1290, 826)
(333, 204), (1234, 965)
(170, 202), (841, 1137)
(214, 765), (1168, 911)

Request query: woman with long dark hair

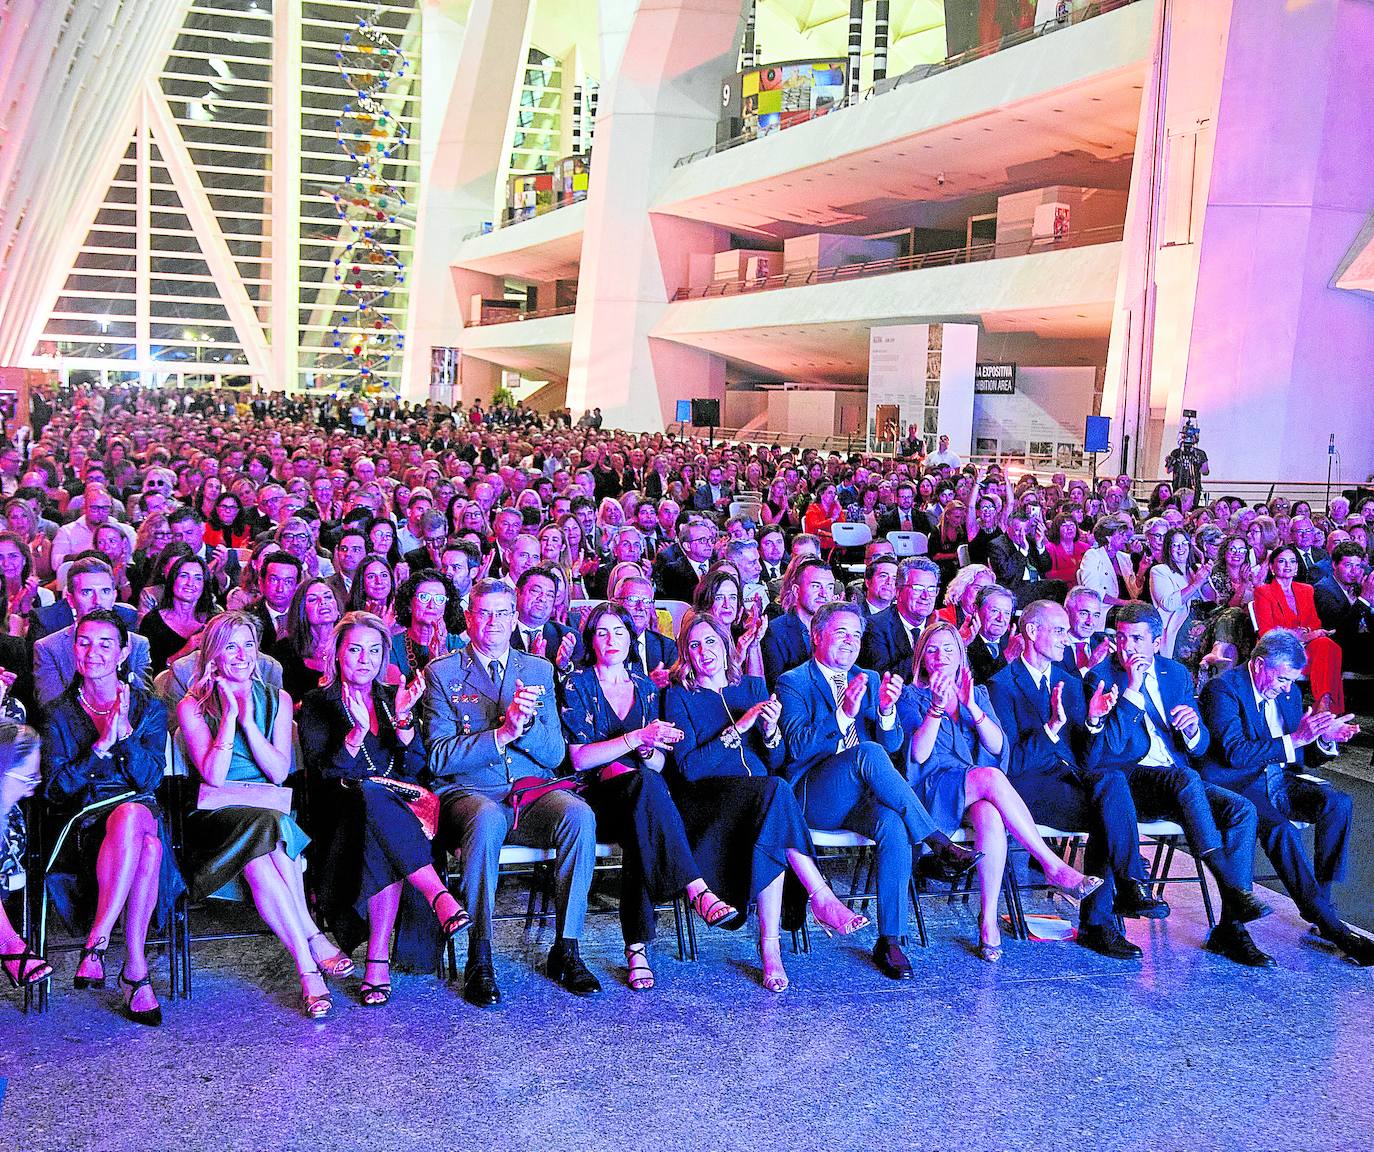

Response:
(138, 554), (218, 675)
(204, 491), (251, 550)
(560, 602), (736, 992)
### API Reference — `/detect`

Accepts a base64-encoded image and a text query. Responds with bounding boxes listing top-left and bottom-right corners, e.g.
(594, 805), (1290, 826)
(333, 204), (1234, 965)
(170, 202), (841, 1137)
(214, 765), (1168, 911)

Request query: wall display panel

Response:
(718, 60), (847, 145)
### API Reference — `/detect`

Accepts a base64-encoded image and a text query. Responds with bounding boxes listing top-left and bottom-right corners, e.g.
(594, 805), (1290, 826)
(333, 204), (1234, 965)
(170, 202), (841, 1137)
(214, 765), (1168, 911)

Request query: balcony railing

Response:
(670, 223), (1125, 302)
(462, 189), (589, 241)
(674, 0), (1144, 168)
(470, 304), (578, 328)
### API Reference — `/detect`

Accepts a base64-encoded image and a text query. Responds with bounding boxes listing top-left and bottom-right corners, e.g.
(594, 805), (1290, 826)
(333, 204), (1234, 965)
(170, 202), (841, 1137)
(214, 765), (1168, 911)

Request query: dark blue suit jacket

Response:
(1312, 576), (1373, 657)
(1087, 654), (1210, 771)
(1198, 664), (1322, 795)
(761, 611), (811, 687)
(985, 658), (1099, 781)
(858, 606), (919, 679)
(776, 659), (903, 785)
(511, 619), (582, 666)
(625, 628), (677, 677)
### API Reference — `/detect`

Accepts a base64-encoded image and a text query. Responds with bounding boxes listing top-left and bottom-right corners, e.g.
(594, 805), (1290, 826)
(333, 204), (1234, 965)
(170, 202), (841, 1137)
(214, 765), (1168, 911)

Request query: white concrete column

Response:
(402, 0), (533, 401)
(567, 0), (744, 431)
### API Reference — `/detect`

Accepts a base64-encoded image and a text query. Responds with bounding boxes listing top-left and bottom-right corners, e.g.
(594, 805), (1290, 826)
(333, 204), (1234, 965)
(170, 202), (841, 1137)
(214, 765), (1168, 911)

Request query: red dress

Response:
(1253, 581), (1344, 711)
(1046, 539), (1089, 583)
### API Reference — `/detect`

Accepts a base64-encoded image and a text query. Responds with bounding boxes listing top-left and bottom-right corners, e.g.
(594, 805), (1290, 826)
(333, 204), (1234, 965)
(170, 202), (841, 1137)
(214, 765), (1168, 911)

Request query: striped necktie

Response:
(833, 673), (859, 750)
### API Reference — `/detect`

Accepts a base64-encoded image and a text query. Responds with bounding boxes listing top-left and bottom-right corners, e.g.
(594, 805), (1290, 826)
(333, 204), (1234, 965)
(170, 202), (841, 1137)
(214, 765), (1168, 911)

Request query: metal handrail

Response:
(671, 224), (1124, 301)
(462, 189), (590, 240)
(674, 0), (1143, 168)
(471, 303), (578, 328)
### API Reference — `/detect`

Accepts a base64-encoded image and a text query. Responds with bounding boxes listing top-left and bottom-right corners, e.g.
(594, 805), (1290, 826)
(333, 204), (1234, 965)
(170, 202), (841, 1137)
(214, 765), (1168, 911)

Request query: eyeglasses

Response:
(415, 592), (448, 605)
(282, 532), (310, 544)
(471, 608), (513, 622)
(618, 596), (653, 609)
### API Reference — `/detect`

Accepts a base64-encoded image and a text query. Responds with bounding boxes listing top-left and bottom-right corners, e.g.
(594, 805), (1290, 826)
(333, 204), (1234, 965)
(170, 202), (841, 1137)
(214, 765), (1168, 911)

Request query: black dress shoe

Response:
(1205, 922), (1276, 968)
(871, 936), (914, 980)
(1113, 880), (1171, 920)
(463, 962), (501, 1007)
(1326, 928), (1374, 967)
(1076, 924), (1143, 960)
(547, 940), (602, 996)
(917, 841), (983, 884)
(1221, 888), (1273, 925)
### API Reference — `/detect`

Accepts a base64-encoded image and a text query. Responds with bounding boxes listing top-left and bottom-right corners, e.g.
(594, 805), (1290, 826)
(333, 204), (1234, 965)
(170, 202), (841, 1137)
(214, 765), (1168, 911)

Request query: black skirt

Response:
(184, 805), (307, 901)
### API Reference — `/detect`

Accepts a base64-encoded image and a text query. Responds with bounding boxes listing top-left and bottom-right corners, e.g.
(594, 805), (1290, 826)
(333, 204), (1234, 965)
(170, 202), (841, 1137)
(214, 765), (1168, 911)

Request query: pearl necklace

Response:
(78, 688), (118, 716)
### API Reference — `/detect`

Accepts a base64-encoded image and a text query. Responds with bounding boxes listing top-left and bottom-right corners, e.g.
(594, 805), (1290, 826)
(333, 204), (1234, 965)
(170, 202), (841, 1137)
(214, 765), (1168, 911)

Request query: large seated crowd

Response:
(1, 382), (1371, 1026)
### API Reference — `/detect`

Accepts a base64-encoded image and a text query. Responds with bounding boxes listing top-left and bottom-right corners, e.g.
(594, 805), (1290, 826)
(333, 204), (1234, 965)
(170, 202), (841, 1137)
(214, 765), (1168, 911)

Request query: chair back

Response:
(887, 531), (929, 557)
(957, 543), (971, 566)
(830, 523), (872, 548)
(657, 599), (690, 637)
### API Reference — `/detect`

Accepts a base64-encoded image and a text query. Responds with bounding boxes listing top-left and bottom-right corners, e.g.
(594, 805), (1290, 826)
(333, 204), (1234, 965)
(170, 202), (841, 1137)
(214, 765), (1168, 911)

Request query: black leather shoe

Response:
(1221, 888), (1273, 925)
(547, 940), (602, 996)
(1205, 922), (1276, 968)
(1114, 880), (1171, 920)
(1326, 928), (1374, 967)
(1076, 924), (1143, 960)
(871, 936), (914, 980)
(462, 961), (501, 1007)
(917, 841), (983, 884)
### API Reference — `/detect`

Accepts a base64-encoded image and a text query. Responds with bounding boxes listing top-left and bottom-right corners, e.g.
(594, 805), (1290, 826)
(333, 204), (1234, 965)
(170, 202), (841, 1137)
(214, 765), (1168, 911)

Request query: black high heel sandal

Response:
(1, 943), (52, 988)
(73, 936), (108, 989)
(117, 966), (163, 1027)
(359, 957), (392, 1007)
(431, 890), (471, 939)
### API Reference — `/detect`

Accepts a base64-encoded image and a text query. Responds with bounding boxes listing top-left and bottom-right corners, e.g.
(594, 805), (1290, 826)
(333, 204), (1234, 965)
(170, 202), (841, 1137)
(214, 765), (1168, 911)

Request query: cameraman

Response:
(1165, 415), (1209, 502)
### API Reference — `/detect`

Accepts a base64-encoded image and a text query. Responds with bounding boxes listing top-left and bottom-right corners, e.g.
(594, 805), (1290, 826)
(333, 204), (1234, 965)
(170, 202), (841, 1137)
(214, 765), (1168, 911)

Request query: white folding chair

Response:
(830, 523), (873, 549)
(887, 531), (929, 557)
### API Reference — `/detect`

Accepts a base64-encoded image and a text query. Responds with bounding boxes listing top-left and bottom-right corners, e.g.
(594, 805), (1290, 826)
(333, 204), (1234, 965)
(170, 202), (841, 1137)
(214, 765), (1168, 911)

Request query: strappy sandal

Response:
(301, 969), (331, 1019)
(688, 888), (737, 928)
(117, 966), (163, 1027)
(308, 932), (355, 978)
(1, 943), (52, 988)
(758, 935), (789, 993)
(625, 944), (655, 992)
(431, 890), (471, 939)
(359, 957), (392, 1007)
(809, 893), (870, 937)
(73, 936), (108, 989)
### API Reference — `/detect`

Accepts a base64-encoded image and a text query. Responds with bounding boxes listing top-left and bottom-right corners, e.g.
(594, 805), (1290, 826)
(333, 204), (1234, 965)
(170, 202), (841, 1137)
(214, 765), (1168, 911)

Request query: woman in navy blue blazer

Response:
(664, 609), (867, 993)
(902, 620), (1101, 962)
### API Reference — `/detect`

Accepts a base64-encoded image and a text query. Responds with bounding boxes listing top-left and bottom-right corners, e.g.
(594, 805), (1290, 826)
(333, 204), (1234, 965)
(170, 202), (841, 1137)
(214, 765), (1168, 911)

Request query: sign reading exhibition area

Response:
(866, 323), (976, 454)
(974, 363), (1017, 394)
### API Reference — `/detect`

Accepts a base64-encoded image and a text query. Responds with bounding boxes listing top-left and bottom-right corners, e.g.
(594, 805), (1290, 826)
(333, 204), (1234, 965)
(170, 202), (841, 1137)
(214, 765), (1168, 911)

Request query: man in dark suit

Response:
(1313, 542), (1374, 672)
(690, 465), (732, 513)
(587, 527), (647, 601)
(1291, 517), (1331, 585)
(761, 557), (835, 687)
(401, 509), (450, 573)
(860, 557), (939, 678)
(853, 555), (898, 623)
(425, 579), (602, 1005)
(1089, 603), (1273, 966)
(1199, 628), (1372, 965)
(511, 565), (580, 672)
(966, 584), (1017, 684)
(777, 601), (977, 980)
(613, 576), (676, 690)
(986, 512), (1053, 609)
(250, 552), (302, 656)
(654, 517), (715, 604)
(986, 599), (1164, 960)
(1057, 586), (1110, 682)
(876, 482), (923, 537)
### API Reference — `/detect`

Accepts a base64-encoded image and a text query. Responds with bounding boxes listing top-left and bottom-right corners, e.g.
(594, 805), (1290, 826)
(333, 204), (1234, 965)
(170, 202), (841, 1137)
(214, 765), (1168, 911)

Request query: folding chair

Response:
(1137, 818), (1216, 929)
(886, 531), (929, 558)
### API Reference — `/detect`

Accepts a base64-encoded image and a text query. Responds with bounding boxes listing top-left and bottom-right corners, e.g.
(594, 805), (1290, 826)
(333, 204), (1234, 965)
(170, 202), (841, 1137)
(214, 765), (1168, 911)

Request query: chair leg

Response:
(909, 878), (928, 948)
(1193, 846), (1217, 929)
(672, 897), (686, 962)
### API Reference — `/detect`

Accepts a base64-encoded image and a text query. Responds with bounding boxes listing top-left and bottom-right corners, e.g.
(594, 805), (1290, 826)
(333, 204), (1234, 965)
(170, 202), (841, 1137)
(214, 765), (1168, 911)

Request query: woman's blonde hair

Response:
(670, 608), (742, 690)
(319, 611), (394, 689)
(910, 619), (970, 687)
(189, 611), (264, 720)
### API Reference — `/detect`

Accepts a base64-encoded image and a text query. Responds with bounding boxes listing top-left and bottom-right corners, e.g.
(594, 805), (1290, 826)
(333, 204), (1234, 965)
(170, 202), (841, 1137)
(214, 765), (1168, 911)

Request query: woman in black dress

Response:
(663, 610), (868, 993)
(299, 612), (469, 1005)
(41, 610), (178, 1024)
(560, 603), (735, 993)
(138, 553), (217, 675)
(276, 577), (342, 706)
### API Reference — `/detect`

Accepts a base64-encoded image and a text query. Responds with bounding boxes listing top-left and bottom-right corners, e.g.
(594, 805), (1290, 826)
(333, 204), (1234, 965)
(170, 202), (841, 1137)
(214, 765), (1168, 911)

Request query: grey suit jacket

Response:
(422, 645), (565, 799)
(34, 624), (152, 710)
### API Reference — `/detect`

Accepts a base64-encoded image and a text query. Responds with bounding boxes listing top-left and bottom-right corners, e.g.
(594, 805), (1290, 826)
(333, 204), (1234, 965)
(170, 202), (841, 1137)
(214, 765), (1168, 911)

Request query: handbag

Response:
(506, 774), (582, 830)
(196, 780), (292, 815)
(368, 776), (441, 841)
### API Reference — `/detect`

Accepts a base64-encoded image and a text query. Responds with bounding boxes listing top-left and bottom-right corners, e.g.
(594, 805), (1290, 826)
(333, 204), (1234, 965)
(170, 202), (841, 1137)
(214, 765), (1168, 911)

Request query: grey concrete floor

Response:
(3, 836), (1372, 1152)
